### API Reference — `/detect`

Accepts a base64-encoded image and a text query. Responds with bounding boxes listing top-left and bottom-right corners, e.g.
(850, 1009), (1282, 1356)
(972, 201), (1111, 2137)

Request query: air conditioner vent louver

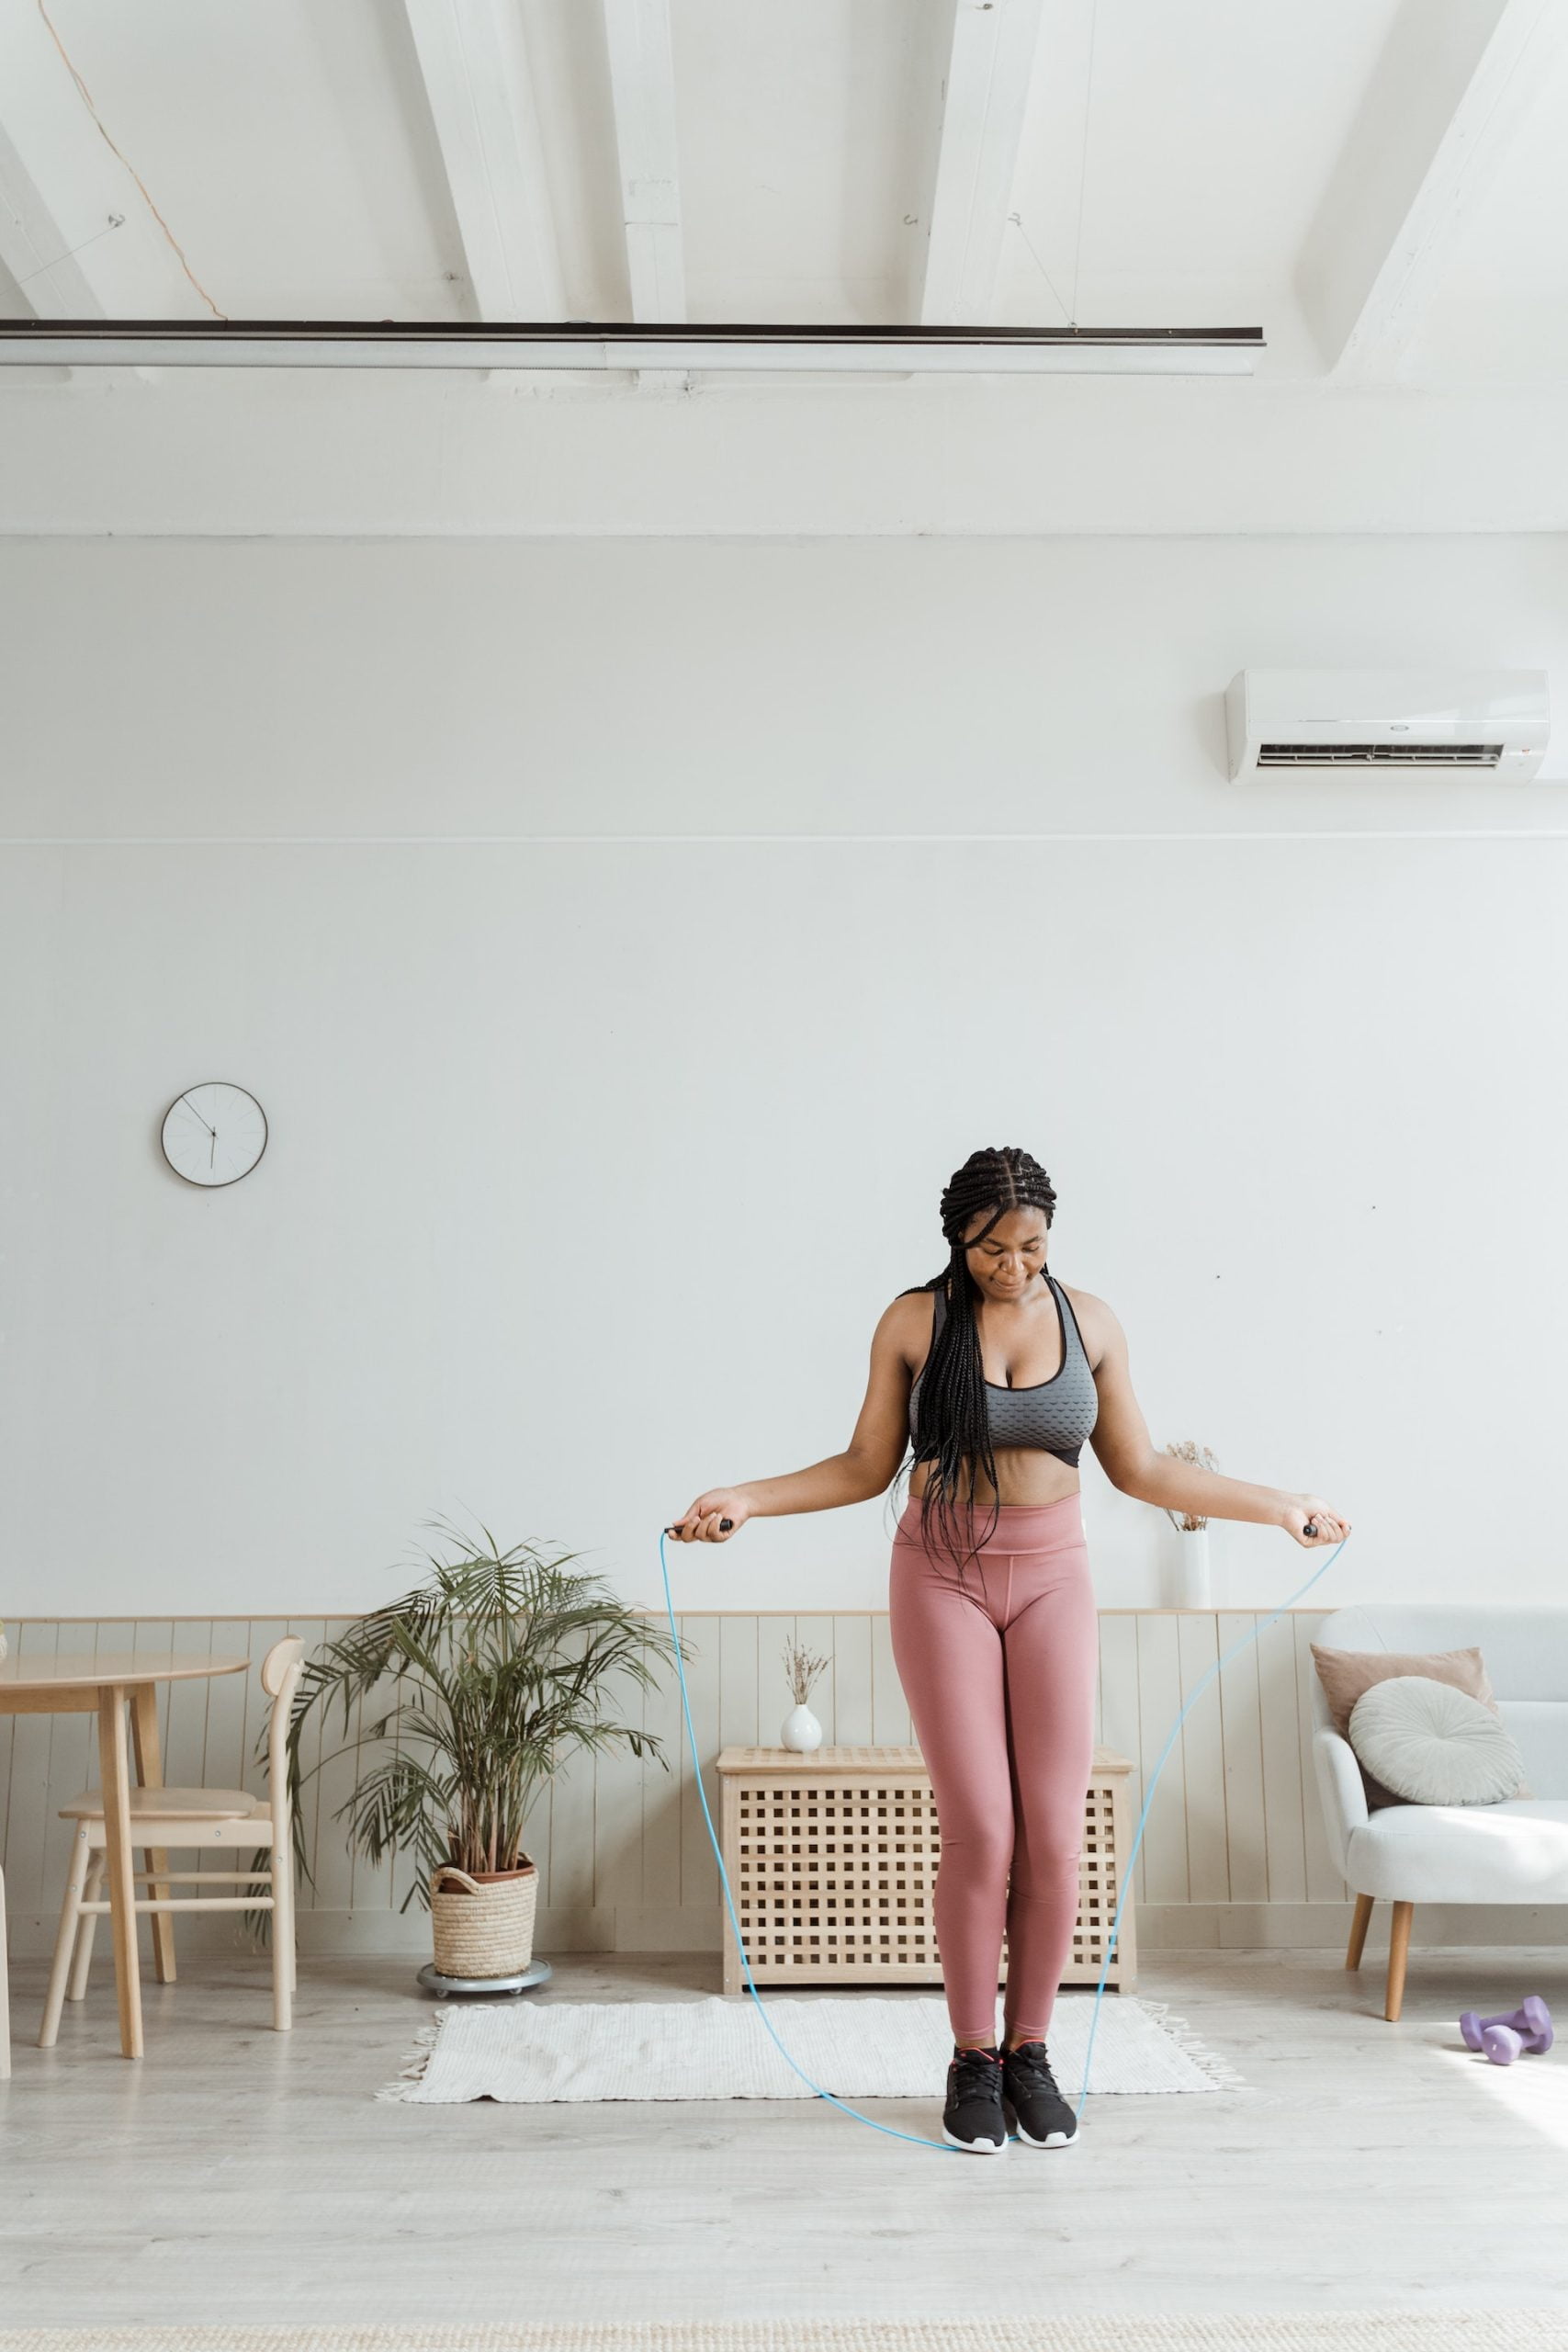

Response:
(1258, 742), (1506, 769)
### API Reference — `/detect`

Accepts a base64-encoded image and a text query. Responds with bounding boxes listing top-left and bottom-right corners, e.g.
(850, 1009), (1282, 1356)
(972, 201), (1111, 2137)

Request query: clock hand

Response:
(180, 1093), (218, 1138)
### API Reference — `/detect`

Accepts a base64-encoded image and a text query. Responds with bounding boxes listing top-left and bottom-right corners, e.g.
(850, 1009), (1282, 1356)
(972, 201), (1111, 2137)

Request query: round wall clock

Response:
(161, 1082), (268, 1188)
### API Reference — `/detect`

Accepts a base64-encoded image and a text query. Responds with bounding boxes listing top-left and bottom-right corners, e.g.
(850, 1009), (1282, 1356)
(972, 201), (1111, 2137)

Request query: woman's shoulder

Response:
(875, 1282), (942, 1364)
(1055, 1280), (1120, 1371)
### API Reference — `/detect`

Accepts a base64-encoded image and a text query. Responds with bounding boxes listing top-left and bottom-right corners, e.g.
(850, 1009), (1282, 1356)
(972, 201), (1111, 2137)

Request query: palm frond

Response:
(258, 1514), (685, 1905)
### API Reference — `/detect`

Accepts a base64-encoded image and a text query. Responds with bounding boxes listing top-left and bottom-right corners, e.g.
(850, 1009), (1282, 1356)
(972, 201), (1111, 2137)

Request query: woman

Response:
(669, 1146), (1349, 2155)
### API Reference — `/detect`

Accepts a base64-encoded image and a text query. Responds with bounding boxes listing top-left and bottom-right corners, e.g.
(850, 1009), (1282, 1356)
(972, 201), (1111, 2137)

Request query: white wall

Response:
(3, 533), (1566, 1618)
(6, 376), (1568, 537)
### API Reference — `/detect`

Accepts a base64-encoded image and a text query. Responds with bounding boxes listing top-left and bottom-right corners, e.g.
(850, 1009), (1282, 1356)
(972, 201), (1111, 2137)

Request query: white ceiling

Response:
(2, 0), (1566, 535)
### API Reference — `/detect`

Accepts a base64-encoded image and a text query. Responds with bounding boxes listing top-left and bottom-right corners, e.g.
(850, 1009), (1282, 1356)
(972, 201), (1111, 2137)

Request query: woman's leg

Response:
(889, 1546), (1012, 2049)
(998, 1555), (1100, 2046)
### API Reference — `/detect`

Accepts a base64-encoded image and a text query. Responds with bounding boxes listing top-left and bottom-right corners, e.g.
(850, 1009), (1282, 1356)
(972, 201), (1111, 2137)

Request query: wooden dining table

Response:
(0, 1650), (250, 2058)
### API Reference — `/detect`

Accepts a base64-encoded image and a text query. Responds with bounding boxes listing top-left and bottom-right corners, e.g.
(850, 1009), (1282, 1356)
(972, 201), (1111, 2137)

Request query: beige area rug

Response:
(378, 1993), (1240, 2104)
(2, 2319), (1565, 2351)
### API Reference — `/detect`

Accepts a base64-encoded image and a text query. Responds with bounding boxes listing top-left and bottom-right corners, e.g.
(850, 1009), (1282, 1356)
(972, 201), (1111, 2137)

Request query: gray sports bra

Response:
(908, 1273), (1099, 1469)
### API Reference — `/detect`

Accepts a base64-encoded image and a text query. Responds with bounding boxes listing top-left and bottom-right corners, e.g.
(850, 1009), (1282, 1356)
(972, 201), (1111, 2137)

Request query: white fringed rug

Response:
(3, 2315), (1564, 2351)
(378, 1993), (1242, 2105)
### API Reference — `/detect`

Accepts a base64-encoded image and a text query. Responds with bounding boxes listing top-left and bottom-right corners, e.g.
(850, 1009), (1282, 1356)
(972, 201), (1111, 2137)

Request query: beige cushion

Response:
(59, 1786), (263, 1822)
(1311, 1643), (1522, 1811)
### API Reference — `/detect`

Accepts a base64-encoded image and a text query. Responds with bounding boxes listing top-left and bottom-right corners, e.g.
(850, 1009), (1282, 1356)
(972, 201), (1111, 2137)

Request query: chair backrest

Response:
(260, 1637), (306, 1838)
(1313, 1604), (1568, 1799)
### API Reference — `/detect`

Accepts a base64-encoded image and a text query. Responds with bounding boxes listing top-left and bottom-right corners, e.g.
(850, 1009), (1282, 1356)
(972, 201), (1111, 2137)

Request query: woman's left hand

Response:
(1280, 1495), (1350, 1547)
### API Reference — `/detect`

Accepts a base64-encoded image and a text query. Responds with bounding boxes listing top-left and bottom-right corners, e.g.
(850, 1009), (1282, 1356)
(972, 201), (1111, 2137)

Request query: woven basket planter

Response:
(429, 1860), (538, 1978)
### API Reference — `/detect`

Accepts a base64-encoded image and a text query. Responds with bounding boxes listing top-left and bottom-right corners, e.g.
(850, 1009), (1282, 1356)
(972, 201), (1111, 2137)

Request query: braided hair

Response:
(904, 1146), (1059, 1577)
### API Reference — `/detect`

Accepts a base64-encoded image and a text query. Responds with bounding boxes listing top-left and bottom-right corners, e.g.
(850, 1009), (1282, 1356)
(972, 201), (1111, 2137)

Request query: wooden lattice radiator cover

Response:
(716, 1744), (1135, 1994)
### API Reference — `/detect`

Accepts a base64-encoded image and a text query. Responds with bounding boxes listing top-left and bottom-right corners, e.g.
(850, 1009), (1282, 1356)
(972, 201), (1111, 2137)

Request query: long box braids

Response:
(903, 1145), (1059, 1580)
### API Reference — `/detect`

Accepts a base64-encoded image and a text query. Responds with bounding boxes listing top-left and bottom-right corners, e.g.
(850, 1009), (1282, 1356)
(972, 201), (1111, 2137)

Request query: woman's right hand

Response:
(665, 1489), (753, 1543)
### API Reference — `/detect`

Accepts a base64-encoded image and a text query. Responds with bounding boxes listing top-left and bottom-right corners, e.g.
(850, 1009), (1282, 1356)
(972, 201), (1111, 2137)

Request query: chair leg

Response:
(69, 1854), (107, 2002)
(0, 1862), (11, 2080)
(40, 1826), (93, 2048)
(1346, 1892), (1374, 1971)
(271, 1840), (295, 2032)
(130, 1687), (176, 1985)
(1385, 1900), (1414, 2021)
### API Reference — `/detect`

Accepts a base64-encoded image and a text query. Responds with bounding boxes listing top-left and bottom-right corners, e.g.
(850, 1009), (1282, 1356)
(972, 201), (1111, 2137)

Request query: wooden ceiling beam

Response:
(0, 10), (206, 328)
(603, 0), (685, 323)
(400, 0), (564, 322)
(920, 0), (1048, 327)
(1298, 0), (1568, 382)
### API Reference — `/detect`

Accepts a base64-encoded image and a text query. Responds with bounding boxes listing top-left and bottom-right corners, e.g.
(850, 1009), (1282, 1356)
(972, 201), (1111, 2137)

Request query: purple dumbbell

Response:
(1459, 1996), (1553, 2065)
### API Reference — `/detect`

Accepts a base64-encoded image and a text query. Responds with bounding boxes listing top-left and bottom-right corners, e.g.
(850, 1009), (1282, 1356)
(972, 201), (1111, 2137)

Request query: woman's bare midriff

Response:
(908, 1449), (1081, 1510)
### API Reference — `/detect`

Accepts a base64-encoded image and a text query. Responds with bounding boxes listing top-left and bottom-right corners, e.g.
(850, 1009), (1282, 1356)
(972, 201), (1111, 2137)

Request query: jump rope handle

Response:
(1303, 1519), (1318, 1539)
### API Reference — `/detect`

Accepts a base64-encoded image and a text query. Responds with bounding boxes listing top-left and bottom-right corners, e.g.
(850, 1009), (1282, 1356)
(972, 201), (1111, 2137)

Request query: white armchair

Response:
(1313, 1605), (1568, 2020)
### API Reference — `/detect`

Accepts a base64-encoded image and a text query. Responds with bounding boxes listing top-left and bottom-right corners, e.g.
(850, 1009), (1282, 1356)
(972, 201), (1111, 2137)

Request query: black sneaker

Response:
(942, 2043), (1009, 2154)
(1002, 2040), (1077, 2147)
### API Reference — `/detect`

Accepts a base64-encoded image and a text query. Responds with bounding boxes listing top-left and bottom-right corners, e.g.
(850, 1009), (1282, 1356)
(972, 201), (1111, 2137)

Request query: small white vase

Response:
(1171, 1526), (1213, 1609)
(781, 1702), (823, 1753)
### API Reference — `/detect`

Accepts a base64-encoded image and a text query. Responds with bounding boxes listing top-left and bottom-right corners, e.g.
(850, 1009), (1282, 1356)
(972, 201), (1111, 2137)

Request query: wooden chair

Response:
(39, 1637), (303, 2047)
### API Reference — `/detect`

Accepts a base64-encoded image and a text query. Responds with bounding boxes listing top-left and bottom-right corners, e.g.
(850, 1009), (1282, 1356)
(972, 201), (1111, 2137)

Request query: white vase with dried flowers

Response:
(781, 1635), (829, 1752)
(1164, 1441), (1219, 1608)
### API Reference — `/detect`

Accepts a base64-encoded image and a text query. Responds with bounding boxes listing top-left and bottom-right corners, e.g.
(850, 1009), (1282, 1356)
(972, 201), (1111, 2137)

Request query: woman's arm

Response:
(666, 1293), (924, 1543)
(1074, 1290), (1350, 1549)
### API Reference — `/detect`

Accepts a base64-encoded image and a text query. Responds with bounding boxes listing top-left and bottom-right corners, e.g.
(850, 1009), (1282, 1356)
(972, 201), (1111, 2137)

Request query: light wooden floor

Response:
(1, 1945), (1565, 2328)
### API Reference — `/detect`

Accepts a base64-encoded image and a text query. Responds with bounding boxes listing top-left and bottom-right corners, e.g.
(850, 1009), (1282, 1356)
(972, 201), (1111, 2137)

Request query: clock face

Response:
(161, 1083), (268, 1188)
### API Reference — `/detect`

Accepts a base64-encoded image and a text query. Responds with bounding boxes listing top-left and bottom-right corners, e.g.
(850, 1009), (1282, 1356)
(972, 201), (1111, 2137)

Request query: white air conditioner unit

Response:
(1224, 669), (1551, 782)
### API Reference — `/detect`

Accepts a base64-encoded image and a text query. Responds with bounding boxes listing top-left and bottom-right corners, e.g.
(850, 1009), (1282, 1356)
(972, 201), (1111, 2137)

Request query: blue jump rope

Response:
(658, 1518), (1349, 2154)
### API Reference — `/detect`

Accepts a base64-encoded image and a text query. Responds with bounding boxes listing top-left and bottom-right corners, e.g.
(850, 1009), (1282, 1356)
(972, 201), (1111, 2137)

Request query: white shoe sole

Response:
(1012, 2122), (1077, 2148)
(942, 2123), (1009, 2154)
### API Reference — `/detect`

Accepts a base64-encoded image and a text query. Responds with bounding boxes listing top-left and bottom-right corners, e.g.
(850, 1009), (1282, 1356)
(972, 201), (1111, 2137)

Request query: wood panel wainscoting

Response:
(2, 1610), (1562, 1962)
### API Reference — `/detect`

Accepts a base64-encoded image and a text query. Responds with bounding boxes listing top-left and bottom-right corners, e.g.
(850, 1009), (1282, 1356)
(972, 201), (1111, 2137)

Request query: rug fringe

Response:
(6, 2311), (1568, 2349)
(1132, 1996), (1248, 2093)
(375, 2015), (446, 2102)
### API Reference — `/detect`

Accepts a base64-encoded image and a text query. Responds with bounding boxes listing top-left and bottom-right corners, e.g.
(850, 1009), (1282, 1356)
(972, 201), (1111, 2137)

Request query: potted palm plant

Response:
(285, 1518), (683, 1979)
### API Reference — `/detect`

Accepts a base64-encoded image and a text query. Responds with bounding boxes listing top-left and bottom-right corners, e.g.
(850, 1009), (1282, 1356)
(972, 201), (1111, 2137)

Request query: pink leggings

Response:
(889, 1492), (1098, 2049)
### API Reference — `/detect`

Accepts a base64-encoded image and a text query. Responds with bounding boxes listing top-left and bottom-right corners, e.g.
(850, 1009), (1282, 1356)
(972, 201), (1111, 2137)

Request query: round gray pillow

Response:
(1348, 1674), (1525, 1806)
